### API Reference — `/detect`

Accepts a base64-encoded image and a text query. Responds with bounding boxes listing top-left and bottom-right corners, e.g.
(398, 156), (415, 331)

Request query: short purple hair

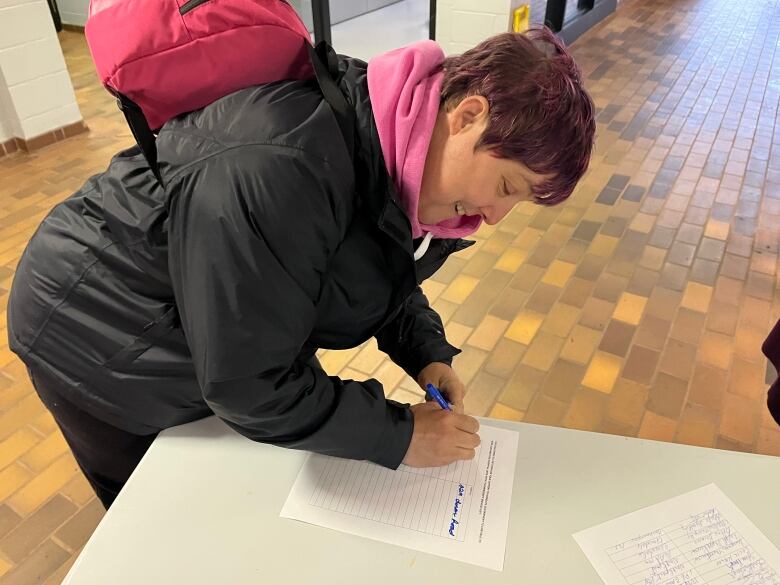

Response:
(441, 27), (596, 205)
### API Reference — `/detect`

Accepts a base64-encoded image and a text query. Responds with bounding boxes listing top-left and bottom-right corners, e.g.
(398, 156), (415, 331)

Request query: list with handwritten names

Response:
(574, 484), (780, 585)
(280, 422), (519, 571)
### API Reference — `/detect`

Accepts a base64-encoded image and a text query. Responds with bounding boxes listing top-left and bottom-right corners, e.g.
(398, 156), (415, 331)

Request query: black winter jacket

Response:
(8, 57), (471, 469)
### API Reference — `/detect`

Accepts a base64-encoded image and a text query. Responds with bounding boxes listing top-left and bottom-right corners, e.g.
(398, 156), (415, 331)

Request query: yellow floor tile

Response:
(489, 403), (525, 421)
(318, 347), (360, 375)
(541, 260), (577, 288)
(466, 316), (509, 351)
(372, 360), (408, 394)
(588, 234), (619, 257)
(561, 325), (602, 364)
(581, 351), (622, 394)
(19, 431), (69, 473)
(613, 292), (648, 325)
(495, 248), (528, 272)
(505, 310), (544, 345)
(420, 279), (446, 303)
(521, 332), (565, 371)
(348, 341), (385, 375)
(445, 322), (473, 347)
(60, 476), (96, 507)
(681, 282), (713, 313)
(0, 427), (40, 470)
(542, 303), (581, 338)
(8, 454), (81, 516)
(441, 275), (480, 304)
(704, 219), (730, 240)
(630, 213), (656, 233)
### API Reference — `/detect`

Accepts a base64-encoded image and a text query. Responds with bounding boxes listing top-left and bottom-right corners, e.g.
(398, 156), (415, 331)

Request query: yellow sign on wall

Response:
(513, 4), (530, 33)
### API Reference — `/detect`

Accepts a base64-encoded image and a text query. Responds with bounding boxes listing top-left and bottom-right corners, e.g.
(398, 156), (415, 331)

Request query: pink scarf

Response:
(367, 41), (482, 240)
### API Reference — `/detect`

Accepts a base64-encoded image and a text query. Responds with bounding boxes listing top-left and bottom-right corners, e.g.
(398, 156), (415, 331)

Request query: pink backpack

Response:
(85, 0), (353, 183)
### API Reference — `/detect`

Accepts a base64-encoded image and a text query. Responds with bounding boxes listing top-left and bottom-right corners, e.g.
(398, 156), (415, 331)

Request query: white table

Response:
(62, 416), (780, 584)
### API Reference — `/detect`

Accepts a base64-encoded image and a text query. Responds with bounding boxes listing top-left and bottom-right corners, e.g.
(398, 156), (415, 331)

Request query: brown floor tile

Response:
(593, 273), (629, 303)
(740, 296), (772, 331)
(1, 494), (77, 563)
(745, 270), (775, 300)
(660, 262), (689, 291)
(500, 365), (546, 412)
(647, 373), (689, 419)
(713, 275), (744, 306)
(627, 267), (660, 297)
(606, 379), (648, 429)
(670, 308), (706, 345)
(563, 388), (607, 431)
(719, 392), (760, 446)
(705, 301), (739, 336)
(599, 320), (636, 357)
(634, 315), (672, 351)
(698, 238), (726, 262)
(734, 325), (768, 363)
(541, 360), (585, 404)
(1, 539), (70, 585)
(658, 339), (697, 381)
(757, 426), (780, 457)
(524, 394), (567, 427)
(639, 246), (667, 271)
(464, 372), (507, 417)
(716, 436), (754, 454)
(488, 288), (529, 321)
(0, 504), (22, 540)
(483, 339), (526, 379)
(668, 241), (697, 267)
(560, 277), (595, 308)
(675, 404), (718, 448)
(645, 287), (682, 321)
(698, 331), (734, 370)
(505, 309), (544, 346)
(579, 297), (615, 331)
(638, 411), (678, 443)
(509, 263), (545, 292)
(720, 253), (749, 280)
(727, 357), (766, 402)
(623, 345), (661, 385)
(575, 253), (608, 281)
(541, 303), (581, 338)
(525, 283), (562, 314)
(521, 332), (565, 372)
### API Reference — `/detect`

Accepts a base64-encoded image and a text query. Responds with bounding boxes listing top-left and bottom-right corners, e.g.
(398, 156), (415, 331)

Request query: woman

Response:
(8, 28), (595, 508)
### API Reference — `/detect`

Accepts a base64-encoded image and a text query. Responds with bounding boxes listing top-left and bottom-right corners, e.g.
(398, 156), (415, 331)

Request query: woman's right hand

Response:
(402, 401), (481, 468)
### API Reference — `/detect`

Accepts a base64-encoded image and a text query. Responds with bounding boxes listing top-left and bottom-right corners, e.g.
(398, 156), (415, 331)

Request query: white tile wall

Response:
(0, 0), (83, 141)
(436, 0), (513, 55)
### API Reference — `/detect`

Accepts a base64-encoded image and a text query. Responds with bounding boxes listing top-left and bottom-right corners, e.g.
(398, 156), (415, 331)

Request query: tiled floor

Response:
(1, 0), (779, 581)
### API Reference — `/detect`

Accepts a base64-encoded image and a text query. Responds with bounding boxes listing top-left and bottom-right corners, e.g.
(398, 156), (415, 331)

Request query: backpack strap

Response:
(116, 93), (163, 184)
(118, 42), (355, 187)
(307, 41), (355, 161)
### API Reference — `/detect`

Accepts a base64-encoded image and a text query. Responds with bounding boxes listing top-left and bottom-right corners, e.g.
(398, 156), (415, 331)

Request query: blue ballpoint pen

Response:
(425, 383), (452, 411)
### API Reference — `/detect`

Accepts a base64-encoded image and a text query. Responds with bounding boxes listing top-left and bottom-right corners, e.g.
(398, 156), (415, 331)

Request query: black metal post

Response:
(545, 0), (566, 32)
(311, 0), (332, 45)
(429, 0), (436, 40)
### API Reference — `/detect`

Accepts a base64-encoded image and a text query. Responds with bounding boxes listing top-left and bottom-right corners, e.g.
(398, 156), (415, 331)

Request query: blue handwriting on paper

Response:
(449, 484), (466, 536)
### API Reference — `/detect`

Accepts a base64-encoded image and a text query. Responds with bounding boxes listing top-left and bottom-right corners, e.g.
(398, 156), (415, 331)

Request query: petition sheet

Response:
(280, 423), (519, 571)
(574, 483), (780, 585)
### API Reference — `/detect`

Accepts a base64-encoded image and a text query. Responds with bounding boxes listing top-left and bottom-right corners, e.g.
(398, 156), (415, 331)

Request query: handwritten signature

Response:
(449, 484), (466, 536)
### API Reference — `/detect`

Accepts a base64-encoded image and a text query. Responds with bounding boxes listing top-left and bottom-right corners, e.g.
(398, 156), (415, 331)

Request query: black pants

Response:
(28, 366), (157, 509)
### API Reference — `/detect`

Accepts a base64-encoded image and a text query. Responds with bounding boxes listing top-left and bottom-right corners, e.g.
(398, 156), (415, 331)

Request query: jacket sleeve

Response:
(166, 145), (413, 468)
(374, 286), (461, 379)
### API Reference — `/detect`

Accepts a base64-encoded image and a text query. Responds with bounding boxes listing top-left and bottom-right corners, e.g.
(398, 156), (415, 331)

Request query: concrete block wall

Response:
(436, 0), (549, 55)
(0, 0), (83, 145)
(57, 0), (88, 26)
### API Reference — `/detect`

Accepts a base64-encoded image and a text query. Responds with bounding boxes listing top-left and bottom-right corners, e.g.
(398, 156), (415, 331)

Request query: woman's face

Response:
(419, 95), (551, 226)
